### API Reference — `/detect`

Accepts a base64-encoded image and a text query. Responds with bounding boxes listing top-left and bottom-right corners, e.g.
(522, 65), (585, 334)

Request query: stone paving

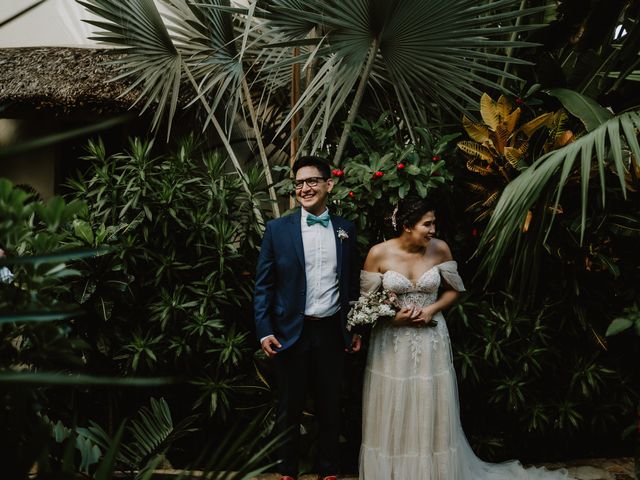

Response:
(126, 458), (635, 479)
(253, 457), (635, 480)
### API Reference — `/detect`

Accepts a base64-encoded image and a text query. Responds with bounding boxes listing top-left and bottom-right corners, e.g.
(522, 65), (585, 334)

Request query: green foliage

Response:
(66, 136), (267, 420)
(70, 397), (198, 473)
(606, 304), (640, 337)
(330, 115), (458, 247)
(447, 293), (636, 461)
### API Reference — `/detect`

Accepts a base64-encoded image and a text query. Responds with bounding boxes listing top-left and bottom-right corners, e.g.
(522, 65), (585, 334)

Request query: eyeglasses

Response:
(294, 177), (328, 190)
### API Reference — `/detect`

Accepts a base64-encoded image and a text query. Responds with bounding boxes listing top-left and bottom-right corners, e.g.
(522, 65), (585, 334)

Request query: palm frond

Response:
(262, 0), (546, 158)
(476, 109), (640, 281)
(78, 0), (182, 139)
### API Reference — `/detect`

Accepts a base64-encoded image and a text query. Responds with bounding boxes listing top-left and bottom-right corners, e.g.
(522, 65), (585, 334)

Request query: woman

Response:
(358, 197), (571, 479)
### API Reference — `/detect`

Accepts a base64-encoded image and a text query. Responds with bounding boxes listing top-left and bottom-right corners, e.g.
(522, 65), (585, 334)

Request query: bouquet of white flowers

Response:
(347, 289), (399, 328)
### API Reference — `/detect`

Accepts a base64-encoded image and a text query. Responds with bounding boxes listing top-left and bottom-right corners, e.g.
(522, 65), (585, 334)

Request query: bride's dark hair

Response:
(393, 196), (437, 233)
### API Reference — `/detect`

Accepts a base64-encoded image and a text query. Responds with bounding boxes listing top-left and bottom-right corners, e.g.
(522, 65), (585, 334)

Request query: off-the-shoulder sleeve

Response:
(360, 270), (383, 295)
(438, 261), (466, 292)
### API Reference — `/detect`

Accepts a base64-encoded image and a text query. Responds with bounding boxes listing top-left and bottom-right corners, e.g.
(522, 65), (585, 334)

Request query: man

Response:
(254, 156), (361, 480)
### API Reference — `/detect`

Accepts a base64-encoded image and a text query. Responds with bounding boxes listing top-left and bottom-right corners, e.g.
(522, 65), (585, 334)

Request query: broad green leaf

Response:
(0, 372), (171, 386)
(0, 311), (80, 324)
(546, 88), (613, 132)
(605, 318), (633, 336)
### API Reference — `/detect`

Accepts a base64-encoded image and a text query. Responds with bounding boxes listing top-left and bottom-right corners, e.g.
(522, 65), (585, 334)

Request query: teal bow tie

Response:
(306, 211), (330, 227)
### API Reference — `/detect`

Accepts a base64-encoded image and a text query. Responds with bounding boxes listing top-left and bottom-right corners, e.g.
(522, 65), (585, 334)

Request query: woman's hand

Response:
(392, 306), (421, 326)
(412, 305), (438, 326)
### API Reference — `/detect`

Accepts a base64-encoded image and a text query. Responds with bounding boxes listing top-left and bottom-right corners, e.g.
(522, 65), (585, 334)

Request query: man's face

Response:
(295, 165), (333, 215)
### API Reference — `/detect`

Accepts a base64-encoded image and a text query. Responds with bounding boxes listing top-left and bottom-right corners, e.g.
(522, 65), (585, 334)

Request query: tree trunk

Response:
(242, 77), (281, 218)
(183, 64), (265, 229)
(333, 36), (380, 166)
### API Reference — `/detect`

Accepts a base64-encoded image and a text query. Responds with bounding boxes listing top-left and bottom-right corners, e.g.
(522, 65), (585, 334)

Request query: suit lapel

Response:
(289, 210), (305, 269)
(331, 215), (343, 279)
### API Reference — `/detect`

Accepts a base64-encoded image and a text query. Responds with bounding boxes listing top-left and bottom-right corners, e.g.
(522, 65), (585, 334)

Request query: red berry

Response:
(332, 169), (344, 177)
(348, 191), (355, 198)
(471, 228), (478, 237)
(432, 171), (441, 177)
(397, 163), (405, 170)
(432, 155), (441, 162)
(515, 97), (524, 105)
(374, 171), (384, 178)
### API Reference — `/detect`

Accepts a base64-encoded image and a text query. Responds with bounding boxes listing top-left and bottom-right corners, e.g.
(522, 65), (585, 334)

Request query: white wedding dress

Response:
(359, 261), (572, 480)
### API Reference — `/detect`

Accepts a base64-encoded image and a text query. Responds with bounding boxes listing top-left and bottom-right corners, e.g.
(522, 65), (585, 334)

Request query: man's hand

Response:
(347, 333), (362, 353)
(261, 335), (282, 357)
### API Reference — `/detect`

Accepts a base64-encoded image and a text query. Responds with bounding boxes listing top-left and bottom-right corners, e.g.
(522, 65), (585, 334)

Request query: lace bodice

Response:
(360, 260), (466, 299)
(359, 261), (466, 369)
(383, 267), (440, 309)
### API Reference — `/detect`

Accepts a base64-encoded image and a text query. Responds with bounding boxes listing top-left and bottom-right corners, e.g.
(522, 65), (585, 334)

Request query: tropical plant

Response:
(456, 92), (561, 222)
(274, 112), (459, 248)
(76, 0), (552, 211)
(0, 180), (169, 479)
(77, 0), (285, 219)
(65, 136), (267, 423)
(447, 292), (637, 461)
(56, 397), (199, 474)
(261, 0), (549, 164)
(524, 0), (640, 111)
(476, 93), (640, 283)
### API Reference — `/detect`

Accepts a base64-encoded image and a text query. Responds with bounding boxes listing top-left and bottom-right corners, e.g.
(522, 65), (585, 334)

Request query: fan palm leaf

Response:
(77, 0), (277, 219)
(476, 109), (640, 281)
(162, 0), (285, 216)
(262, 0), (548, 163)
(78, 0), (182, 136)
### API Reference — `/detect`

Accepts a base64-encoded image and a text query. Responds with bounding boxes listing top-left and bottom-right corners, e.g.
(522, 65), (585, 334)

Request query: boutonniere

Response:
(337, 228), (349, 241)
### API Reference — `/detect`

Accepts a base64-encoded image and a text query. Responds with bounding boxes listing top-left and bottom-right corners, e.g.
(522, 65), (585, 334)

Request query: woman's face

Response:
(405, 211), (436, 247)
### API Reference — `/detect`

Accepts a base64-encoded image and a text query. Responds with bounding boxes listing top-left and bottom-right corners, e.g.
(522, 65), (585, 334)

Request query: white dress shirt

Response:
(260, 208), (340, 343)
(300, 207), (340, 317)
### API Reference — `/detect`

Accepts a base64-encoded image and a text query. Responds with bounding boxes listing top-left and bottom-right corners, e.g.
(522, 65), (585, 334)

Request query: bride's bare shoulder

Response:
(364, 240), (396, 271)
(430, 238), (453, 262)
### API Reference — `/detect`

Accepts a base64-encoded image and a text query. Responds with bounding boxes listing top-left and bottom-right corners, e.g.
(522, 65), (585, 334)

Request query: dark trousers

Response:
(274, 314), (345, 477)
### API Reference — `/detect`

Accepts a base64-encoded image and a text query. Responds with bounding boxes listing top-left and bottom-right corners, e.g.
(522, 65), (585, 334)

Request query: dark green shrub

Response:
(65, 136), (269, 425)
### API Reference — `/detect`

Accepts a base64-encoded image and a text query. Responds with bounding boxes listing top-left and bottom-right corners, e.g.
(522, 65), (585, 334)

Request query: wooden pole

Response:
(290, 46), (301, 209)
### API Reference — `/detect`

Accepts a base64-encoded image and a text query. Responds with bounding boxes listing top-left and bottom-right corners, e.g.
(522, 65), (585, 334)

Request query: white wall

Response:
(0, 0), (97, 47)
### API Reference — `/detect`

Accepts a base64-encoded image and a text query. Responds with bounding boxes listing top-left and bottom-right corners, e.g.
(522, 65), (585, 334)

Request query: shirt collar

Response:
(300, 207), (330, 222)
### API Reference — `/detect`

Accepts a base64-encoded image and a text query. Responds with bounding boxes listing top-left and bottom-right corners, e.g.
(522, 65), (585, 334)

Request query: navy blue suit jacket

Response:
(254, 209), (359, 351)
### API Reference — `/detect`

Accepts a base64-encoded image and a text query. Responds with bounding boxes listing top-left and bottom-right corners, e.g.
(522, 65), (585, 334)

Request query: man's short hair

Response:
(292, 156), (331, 179)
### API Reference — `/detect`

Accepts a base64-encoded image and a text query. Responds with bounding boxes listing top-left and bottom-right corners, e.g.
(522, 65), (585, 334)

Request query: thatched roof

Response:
(0, 47), (141, 117)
